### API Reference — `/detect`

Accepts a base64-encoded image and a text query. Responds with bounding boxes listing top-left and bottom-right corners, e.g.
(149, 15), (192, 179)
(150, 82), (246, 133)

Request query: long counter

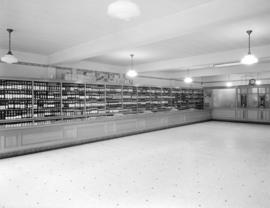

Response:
(212, 108), (270, 123)
(0, 110), (211, 158)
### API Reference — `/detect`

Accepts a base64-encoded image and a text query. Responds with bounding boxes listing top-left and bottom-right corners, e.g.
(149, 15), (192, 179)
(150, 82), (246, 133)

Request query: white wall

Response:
(202, 72), (270, 87)
(0, 49), (199, 87)
(0, 49), (125, 80)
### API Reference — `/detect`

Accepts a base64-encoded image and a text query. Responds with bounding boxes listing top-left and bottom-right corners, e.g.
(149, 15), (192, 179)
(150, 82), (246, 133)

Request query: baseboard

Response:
(211, 118), (270, 125)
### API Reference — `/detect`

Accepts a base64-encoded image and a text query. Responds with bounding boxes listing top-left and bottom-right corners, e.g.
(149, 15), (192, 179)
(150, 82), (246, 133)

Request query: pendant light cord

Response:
(7, 28), (13, 53)
(130, 54), (134, 70)
(247, 30), (252, 54)
(9, 31), (11, 52)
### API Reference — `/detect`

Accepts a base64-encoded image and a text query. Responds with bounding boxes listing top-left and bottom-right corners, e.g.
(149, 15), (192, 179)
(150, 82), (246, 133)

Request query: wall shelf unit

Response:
(0, 78), (204, 128)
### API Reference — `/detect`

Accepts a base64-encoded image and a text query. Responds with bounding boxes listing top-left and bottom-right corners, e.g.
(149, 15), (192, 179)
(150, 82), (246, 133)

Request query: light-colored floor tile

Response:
(0, 121), (270, 208)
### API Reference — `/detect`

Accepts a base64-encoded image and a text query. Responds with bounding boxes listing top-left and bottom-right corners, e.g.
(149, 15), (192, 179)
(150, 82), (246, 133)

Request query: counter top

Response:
(0, 109), (208, 131)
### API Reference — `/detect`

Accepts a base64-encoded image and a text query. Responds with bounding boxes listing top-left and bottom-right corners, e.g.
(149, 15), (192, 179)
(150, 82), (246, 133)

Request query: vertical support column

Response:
(160, 87), (163, 109)
(136, 86), (138, 113)
(104, 84), (107, 113)
(257, 87), (259, 120)
(60, 82), (63, 120)
(121, 84), (124, 110)
(149, 86), (152, 111)
(0, 136), (5, 151)
(31, 81), (34, 123)
(84, 83), (86, 117)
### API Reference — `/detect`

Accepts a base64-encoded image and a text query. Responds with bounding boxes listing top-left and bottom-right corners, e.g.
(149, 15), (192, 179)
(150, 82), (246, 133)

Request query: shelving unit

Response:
(212, 86), (270, 123)
(122, 85), (137, 114)
(33, 81), (61, 118)
(171, 88), (181, 109)
(236, 86), (270, 109)
(150, 87), (163, 112)
(85, 84), (106, 116)
(192, 89), (204, 110)
(0, 80), (32, 120)
(137, 86), (151, 112)
(62, 83), (85, 117)
(0, 78), (204, 128)
(105, 84), (122, 114)
(161, 87), (173, 110)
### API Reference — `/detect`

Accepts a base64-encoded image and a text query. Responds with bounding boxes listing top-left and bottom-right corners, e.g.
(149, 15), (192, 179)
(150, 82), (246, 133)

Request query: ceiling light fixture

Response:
(107, 0), (141, 21)
(255, 80), (261, 85)
(1, 28), (18, 64)
(241, 30), (258, 65)
(226, 74), (232, 87)
(184, 77), (193, 84)
(126, 54), (138, 78)
(184, 69), (193, 84)
(226, 82), (232, 87)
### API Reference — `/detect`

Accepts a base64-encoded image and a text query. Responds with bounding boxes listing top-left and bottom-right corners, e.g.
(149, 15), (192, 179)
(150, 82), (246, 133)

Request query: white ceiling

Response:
(1, 0), (270, 76)
(0, 0), (210, 54)
(88, 12), (270, 66)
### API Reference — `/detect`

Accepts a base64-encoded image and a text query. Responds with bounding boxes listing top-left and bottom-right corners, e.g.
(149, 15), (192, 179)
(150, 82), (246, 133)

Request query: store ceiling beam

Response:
(48, 0), (269, 65)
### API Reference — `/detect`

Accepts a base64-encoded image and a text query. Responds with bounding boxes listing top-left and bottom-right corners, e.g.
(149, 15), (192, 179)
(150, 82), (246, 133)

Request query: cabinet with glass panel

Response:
(137, 86), (151, 112)
(62, 83), (85, 117)
(85, 84), (106, 116)
(105, 84), (122, 114)
(122, 85), (137, 114)
(33, 81), (61, 118)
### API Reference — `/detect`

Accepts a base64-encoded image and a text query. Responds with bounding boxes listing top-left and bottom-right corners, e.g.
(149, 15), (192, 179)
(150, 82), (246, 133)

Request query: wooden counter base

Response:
(0, 110), (210, 159)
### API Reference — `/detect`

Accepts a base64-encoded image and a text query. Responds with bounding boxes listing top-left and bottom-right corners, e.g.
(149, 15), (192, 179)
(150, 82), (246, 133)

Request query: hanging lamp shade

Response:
(184, 77), (193, 83)
(1, 28), (18, 64)
(1, 51), (18, 64)
(126, 54), (138, 78)
(107, 0), (141, 21)
(241, 30), (258, 65)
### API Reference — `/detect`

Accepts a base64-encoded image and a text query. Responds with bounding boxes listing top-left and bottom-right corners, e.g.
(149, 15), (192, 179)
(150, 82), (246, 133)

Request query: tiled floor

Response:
(0, 121), (270, 208)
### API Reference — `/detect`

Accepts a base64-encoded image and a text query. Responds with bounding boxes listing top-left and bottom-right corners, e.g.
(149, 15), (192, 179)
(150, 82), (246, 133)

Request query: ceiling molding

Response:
(141, 62), (270, 79)
(135, 44), (270, 73)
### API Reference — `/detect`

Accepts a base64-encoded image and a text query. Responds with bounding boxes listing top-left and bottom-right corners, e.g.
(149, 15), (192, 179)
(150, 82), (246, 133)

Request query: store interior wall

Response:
(1, 49), (269, 88)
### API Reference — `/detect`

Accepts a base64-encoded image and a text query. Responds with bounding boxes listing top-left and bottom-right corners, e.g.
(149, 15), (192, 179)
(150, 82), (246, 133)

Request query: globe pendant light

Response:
(126, 54), (138, 78)
(107, 0), (140, 21)
(184, 69), (193, 84)
(226, 74), (232, 87)
(241, 30), (258, 65)
(226, 82), (232, 87)
(184, 77), (193, 83)
(1, 29), (18, 64)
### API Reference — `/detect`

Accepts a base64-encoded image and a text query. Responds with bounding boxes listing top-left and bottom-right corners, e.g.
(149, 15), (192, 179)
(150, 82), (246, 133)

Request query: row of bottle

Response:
(34, 91), (61, 99)
(106, 88), (122, 92)
(85, 95), (105, 100)
(0, 80), (32, 90)
(34, 82), (60, 91)
(33, 110), (61, 118)
(85, 110), (106, 114)
(86, 88), (105, 92)
(62, 95), (85, 100)
(62, 111), (84, 117)
(106, 95), (122, 99)
(123, 89), (136, 93)
(62, 103), (85, 108)
(0, 102), (32, 110)
(0, 109), (32, 120)
(122, 95), (137, 99)
(123, 102), (137, 105)
(86, 102), (106, 107)
(33, 103), (61, 108)
(0, 122), (33, 128)
(62, 86), (85, 91)
(0, 91), (32, 99)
